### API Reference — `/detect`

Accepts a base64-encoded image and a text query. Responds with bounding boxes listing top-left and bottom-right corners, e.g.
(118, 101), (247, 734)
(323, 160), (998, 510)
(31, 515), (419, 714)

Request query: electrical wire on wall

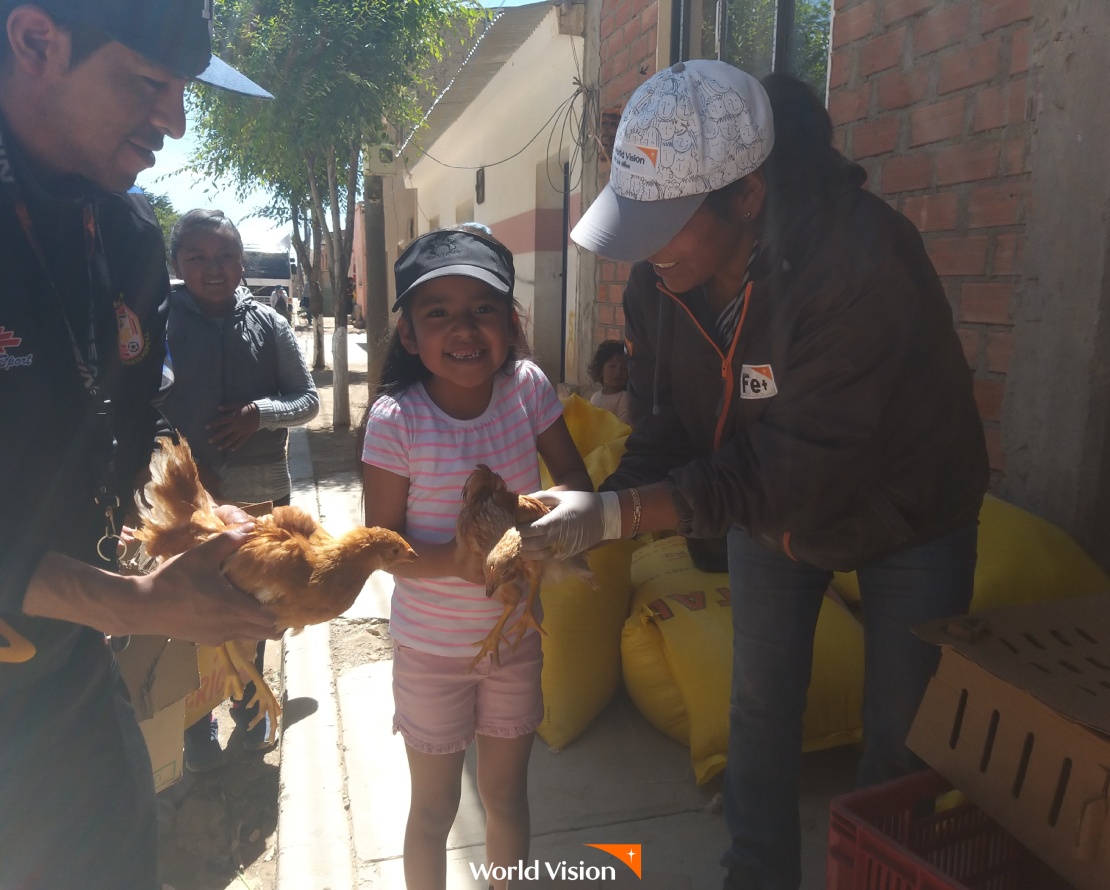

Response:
(406, 87), (584, 172)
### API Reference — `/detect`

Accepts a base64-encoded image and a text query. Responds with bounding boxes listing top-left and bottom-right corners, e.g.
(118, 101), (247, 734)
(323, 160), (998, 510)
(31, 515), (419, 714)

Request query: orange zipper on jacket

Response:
(656, 280), (752, 450)
(656, 279), (792, 554)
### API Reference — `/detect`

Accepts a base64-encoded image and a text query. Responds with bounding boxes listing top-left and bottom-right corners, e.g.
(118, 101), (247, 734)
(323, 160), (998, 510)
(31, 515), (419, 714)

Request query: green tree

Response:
(187, 0), (475, 413)
(701, 0), (830, 97)
(145, 191), (181, 265)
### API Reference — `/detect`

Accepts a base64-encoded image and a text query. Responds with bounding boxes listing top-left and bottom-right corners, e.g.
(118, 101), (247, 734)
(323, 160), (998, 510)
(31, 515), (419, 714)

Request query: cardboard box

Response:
(116, 635), (200, 793)
(907, 593), (1110, 890)
(183, 641), (260, 730)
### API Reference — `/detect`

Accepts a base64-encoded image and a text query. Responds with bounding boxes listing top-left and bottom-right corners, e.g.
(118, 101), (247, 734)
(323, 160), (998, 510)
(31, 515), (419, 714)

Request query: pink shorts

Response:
(392, 632), (544, 754)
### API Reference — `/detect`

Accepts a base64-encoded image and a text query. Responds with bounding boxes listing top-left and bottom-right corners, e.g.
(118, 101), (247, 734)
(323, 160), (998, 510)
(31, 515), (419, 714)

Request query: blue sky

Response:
(136, 0), (541, 249)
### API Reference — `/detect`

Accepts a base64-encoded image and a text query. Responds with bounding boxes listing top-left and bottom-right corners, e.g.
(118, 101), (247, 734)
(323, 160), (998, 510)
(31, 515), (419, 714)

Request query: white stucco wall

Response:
(389, 6), (585, 384)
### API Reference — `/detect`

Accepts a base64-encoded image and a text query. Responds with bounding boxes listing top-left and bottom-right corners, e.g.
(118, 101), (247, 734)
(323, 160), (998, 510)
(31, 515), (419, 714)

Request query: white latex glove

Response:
(518, 490), (621, 559)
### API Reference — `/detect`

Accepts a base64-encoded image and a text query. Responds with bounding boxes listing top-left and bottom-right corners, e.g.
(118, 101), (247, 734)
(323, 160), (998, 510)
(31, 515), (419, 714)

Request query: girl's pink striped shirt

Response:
(362, 360), (563, 657)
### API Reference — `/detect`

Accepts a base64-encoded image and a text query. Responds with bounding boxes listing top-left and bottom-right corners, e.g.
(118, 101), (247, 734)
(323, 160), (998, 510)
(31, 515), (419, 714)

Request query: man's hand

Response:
(130, 526), (280, 645)
(208, 402), (260, 452)
(518, 490), (619, 559)
(23, 530), (280, 645)
(130, 528), (277, 643)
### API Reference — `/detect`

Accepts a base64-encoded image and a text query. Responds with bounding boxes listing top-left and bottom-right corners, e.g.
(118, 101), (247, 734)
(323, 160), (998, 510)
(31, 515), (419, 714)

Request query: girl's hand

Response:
(453, 538), (487, 585)
(208, 402), (261, 451)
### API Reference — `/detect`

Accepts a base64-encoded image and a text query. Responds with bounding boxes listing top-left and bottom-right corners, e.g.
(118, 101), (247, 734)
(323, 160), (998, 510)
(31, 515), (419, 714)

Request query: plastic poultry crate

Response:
(826, 769), (1074, 890)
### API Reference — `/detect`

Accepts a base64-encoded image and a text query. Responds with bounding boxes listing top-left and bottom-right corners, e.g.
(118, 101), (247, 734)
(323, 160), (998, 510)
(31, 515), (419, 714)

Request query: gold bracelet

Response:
(628, 487), (642, 538)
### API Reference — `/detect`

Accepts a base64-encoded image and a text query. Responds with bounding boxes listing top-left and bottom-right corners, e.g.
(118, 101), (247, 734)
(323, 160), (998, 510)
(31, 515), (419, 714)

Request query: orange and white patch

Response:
(739, 363), (777, 399)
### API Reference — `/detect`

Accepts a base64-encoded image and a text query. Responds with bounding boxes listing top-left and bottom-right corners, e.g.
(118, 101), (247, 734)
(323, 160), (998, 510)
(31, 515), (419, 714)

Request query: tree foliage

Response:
(187, 0), (476, 370)
(702, 0), (831, 97)
(144, 191), (181, 263)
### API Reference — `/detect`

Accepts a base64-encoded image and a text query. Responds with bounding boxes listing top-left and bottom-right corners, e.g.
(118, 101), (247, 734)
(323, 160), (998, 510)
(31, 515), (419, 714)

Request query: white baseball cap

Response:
(571, 60), (774, 262)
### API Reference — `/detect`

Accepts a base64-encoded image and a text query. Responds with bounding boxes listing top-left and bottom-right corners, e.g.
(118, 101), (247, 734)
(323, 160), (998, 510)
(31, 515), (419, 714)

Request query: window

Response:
(683, 0), (831, 99)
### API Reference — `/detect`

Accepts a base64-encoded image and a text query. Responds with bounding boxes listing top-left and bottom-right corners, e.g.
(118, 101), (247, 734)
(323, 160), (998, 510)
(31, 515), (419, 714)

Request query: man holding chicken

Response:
(0, 2), (276, 887)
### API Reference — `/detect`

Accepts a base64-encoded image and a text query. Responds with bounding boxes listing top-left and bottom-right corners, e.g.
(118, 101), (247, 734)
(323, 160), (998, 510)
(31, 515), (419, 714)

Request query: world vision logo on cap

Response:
(740, 363), (777, 399)
(584, 844), (642, 879)
(612, 140), (661, 174)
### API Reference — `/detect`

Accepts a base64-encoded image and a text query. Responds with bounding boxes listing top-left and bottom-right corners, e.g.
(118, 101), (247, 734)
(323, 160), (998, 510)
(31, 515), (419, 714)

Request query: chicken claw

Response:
(216, 640), (282, 746)
(469, 588), (520, 671)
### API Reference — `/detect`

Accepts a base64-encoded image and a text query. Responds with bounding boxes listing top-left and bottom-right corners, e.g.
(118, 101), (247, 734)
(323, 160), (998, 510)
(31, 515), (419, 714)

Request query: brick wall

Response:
(595, 0), (658, 344)
(828, 0), (1033, 478)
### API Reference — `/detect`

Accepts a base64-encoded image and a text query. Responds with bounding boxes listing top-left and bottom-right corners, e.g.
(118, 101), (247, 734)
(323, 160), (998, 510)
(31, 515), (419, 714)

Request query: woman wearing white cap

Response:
(521, 63), (988, 889)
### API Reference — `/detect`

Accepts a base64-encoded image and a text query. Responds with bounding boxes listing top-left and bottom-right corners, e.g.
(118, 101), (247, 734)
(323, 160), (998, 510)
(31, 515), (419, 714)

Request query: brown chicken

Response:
(457, 464), (593, 670)
(133, 436), (417, 743)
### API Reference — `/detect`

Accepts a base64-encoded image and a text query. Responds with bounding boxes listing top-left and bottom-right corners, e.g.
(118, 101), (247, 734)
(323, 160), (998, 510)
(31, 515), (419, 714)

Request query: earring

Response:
(744, 212), (752, 220)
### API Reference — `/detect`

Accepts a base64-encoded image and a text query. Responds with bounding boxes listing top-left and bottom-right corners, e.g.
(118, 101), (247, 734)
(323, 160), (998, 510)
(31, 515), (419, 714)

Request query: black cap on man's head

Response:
(393, 230), (514, 312)
(22, 0), (272, 98)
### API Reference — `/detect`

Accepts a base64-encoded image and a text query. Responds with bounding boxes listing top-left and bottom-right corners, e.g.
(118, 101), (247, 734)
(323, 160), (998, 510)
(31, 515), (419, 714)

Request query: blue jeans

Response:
(720, 524), (977, 890)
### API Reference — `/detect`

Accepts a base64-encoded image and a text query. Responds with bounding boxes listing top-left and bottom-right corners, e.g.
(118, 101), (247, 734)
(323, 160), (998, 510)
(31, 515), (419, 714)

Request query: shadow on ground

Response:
(156, 701), (281, 890)
(155, 328), (368, 890)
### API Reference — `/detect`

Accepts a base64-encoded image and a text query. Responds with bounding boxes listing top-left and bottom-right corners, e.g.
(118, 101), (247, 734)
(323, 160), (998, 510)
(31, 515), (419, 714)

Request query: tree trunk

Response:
(324, 146), (350, 427)
(309, 211), (326, 370)
(291, 202), (327, 371)
(363, 172), (389, 388)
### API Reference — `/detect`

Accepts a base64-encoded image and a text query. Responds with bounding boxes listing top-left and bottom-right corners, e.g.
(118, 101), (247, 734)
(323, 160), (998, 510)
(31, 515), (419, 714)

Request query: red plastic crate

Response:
(826, 770), (1074, 890)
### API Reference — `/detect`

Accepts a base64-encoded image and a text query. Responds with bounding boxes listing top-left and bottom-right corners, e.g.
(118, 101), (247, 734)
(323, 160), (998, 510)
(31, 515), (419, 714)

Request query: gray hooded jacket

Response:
(162, 285), (318, 502)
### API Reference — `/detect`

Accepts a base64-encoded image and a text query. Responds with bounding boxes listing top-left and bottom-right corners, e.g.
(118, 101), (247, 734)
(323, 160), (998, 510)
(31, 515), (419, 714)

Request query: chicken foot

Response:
(215, 641), (282, 745)
(469, 593), (519, 671)
(502, 578), (547, 650)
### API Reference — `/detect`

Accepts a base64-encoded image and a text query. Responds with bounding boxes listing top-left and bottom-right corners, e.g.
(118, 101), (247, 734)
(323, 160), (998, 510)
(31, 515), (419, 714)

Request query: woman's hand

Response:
(518, 490), (619, 559)
(208, 402), (261, 452)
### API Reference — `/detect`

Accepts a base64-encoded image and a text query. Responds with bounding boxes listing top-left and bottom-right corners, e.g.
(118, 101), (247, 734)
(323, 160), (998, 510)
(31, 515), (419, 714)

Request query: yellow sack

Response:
(622, 536), (864, 784)
(539, 393), (630, 492)
(536, 395), (641, 750)
(538, 539), (641, 750)
(831, 494), (1110, 610)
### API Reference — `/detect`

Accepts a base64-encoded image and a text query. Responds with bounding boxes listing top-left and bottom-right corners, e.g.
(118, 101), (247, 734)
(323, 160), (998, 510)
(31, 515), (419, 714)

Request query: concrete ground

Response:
(275, 320), (860, 889)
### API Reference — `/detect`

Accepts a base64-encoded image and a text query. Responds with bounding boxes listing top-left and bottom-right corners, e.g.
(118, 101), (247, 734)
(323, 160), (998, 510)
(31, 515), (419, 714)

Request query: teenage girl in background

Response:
(360, 227), (591, 890)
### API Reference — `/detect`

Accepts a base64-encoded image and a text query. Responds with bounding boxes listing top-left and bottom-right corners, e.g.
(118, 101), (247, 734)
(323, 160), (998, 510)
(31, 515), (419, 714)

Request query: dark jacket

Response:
(604, 163), (989, 572)
(0, 121), (169, 759)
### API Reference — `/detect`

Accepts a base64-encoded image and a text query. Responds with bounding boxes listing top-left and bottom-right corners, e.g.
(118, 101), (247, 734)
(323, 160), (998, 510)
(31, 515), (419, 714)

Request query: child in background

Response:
(588, 339), (631, 424)
(360, 227), (591, 890)
(164, 209), (319, 768)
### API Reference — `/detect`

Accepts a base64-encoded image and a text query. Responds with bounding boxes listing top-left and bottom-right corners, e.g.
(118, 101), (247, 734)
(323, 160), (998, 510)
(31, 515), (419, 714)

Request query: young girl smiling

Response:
(360, 227), (591, 890)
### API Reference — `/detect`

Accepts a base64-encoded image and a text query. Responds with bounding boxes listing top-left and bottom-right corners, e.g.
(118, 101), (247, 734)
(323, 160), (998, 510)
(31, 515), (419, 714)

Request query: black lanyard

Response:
(0, 126), (122, 562)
